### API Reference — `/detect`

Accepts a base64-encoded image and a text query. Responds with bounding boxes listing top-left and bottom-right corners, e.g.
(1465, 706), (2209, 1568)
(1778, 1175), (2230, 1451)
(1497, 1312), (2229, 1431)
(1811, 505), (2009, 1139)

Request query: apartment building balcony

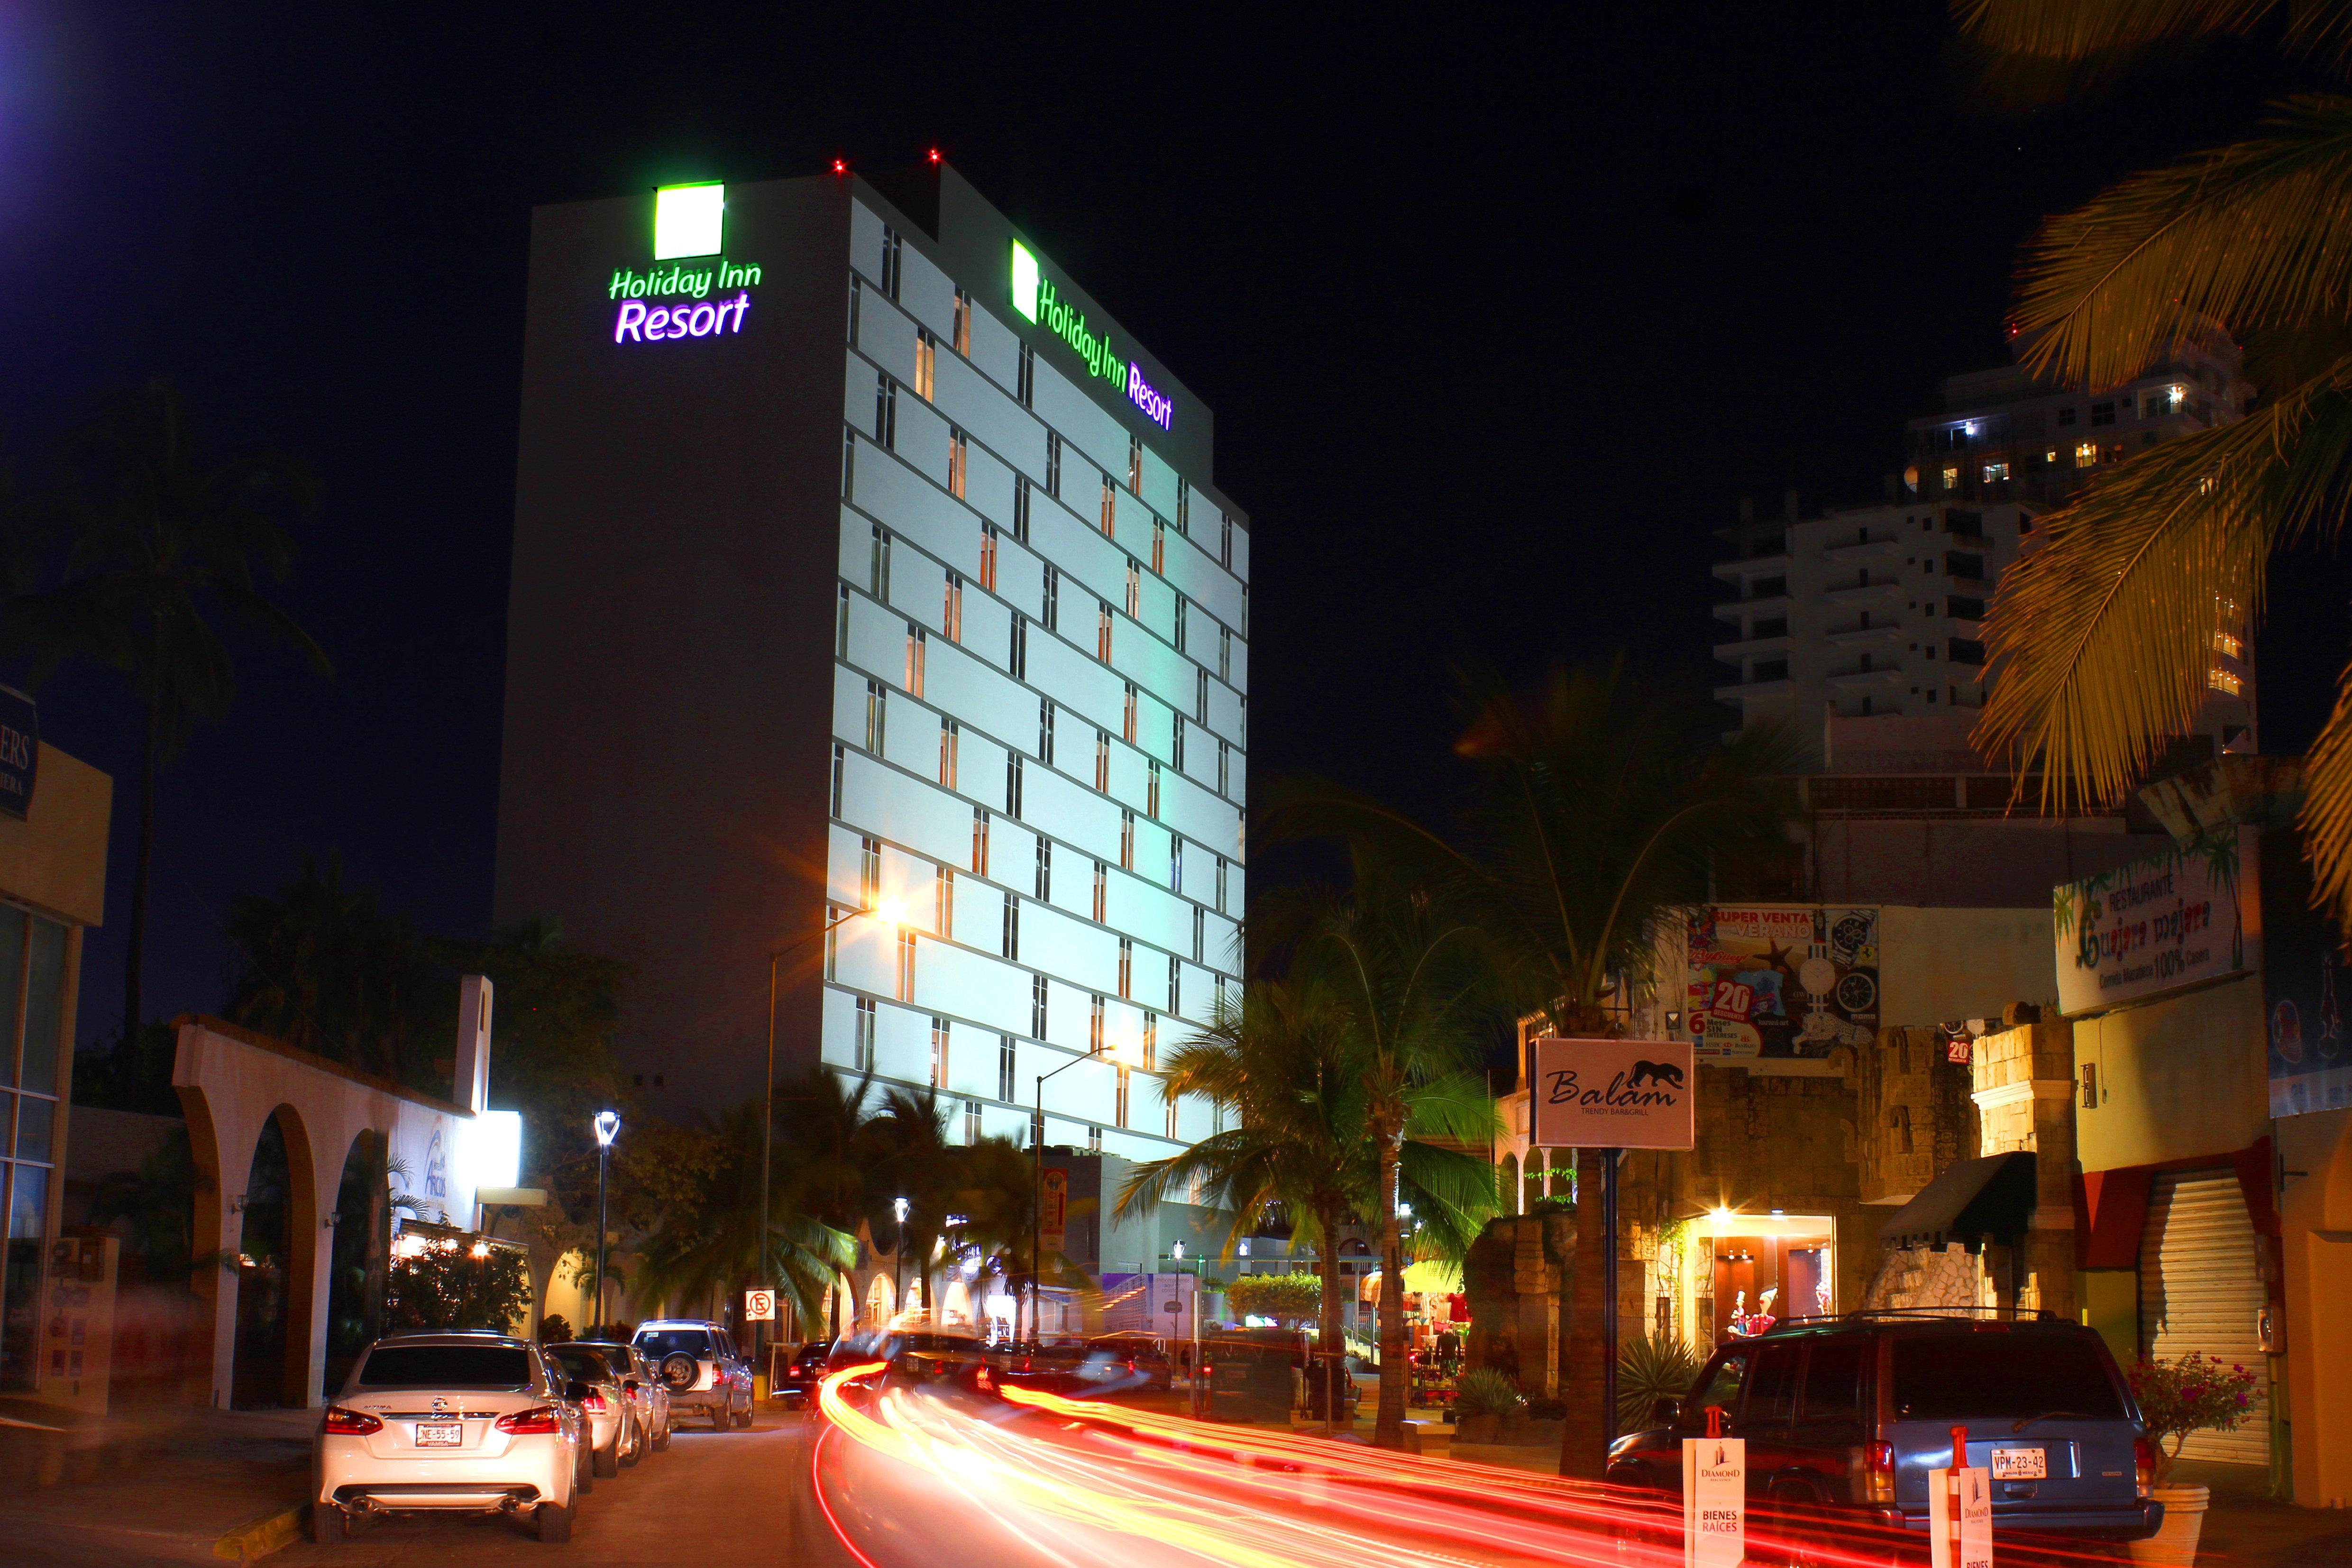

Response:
(1712, 589), (1789, 624)
(1713, 631), (1793, 661)
(1825, 663), (1907, 690)
(1821, 576), (1904, 606)
(1819, 536), (1904, 564)
(1713, 673), (1794, 702)
(1710, 551), (1792, 584)
(1825, 623), (1905, 648)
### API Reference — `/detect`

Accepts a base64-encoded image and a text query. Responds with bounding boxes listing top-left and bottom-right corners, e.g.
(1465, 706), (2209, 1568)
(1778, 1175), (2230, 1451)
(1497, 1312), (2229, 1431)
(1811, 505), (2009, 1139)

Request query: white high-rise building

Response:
(496, 163), (1246, 1163)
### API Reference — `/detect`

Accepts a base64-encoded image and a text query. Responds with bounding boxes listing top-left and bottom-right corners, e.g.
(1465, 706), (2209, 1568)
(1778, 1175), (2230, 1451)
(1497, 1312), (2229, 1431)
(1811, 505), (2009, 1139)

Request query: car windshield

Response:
(578, 1342), (636, 1371)
(637, 1329), (714, 1359)
(1891, 1335), (2126, 1422)
(357, 1345), (533, 1389)
(550, 1348), (613, 1381)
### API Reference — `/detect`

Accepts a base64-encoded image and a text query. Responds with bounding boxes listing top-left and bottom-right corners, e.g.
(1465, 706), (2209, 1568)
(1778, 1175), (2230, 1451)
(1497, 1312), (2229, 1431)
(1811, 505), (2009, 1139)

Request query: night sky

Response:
(6, 2), (2346, 1049)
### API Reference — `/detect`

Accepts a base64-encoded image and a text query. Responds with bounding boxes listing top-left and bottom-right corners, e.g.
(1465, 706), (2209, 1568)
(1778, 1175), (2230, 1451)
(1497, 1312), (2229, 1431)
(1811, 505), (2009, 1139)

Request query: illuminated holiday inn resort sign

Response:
(1010, 240), (1173, 431)
(610, 183), (759, 343)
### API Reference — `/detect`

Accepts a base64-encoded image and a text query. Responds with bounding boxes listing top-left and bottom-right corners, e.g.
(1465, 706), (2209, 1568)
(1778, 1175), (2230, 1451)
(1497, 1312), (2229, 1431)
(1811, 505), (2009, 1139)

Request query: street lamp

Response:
(760, 901), (898, 1361)
(592, 1110), (620, 1330)
(1029, 1039), (1113, 1343)
(892, 1196), (910, 1324)
(1171, 1238), (1201, 1418)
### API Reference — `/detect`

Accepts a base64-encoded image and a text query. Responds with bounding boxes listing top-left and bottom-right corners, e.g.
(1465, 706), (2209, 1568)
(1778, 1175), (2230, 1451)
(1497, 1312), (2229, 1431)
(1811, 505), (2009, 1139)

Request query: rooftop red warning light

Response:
(832, 158), (847, 175)
(928, 147), (941, 163)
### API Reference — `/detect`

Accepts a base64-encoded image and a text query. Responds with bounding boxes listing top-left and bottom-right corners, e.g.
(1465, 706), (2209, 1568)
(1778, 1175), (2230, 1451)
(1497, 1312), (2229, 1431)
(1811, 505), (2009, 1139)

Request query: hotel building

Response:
(495, 164), (1247, 1165)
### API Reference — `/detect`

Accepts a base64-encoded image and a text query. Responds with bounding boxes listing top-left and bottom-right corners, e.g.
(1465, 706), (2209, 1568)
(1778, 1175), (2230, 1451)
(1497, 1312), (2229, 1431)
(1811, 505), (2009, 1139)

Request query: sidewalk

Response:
(2178, 1460), (2352, 1568)
(0, 1404), (314, 1565)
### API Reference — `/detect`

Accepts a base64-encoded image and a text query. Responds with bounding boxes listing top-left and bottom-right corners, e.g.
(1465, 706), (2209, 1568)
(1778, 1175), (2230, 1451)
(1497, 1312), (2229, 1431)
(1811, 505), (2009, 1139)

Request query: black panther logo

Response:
(1627, 1059), (1685, 1091)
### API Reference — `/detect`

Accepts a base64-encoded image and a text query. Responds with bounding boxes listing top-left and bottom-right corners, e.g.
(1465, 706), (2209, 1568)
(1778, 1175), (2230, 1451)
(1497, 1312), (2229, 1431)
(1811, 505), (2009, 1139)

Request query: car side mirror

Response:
(1651, 1395), (1683, 1425)
(565, 1379), (592, 1403)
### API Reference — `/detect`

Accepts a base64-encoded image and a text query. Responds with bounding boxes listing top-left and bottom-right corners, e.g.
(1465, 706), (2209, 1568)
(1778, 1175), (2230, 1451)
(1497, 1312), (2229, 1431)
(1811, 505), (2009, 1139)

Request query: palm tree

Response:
(42, 379), (329, 1041)
(223, 853), (437, 1084)
(856, 1086), (955, 1318)
(633, 1099), (855, 1332)
(1117, 982), (1370, 1431)
(937, 1135), (1035, 1335)
(1295, 887), (1499, 1449)
(1263, 664), (1797, 1473)
(1953, 1), (2352, 923)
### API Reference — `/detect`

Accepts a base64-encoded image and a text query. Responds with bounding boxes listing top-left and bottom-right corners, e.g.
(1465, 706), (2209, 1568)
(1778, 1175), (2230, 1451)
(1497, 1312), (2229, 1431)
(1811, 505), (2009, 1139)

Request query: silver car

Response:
(314, 1332), (589, 1544)
(633, 1319), (752, 1430)
(548, 1343), (642, 1475)
(580, 1339), (672, 1454)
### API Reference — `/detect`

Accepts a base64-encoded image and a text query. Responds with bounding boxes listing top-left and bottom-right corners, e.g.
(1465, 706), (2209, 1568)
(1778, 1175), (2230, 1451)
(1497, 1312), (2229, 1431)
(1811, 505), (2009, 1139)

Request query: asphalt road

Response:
(262, 1409), (852, 1568)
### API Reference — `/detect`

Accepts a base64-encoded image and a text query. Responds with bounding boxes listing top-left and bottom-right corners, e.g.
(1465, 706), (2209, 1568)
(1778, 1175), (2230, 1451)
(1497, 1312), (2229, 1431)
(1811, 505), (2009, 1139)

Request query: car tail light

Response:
(497, 1405), (563, 1435)
(1864, 1440), (1895, 1504)
(2134, 1436), (2156, 1498)
(322, 1406), (382, 1436)
(580, 1392), (608, 1413)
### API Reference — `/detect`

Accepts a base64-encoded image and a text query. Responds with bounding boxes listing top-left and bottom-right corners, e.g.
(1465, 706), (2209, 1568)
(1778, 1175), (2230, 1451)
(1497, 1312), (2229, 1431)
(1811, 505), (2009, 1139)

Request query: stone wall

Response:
(1854, 1025), (1978, 1203)
(1971, 1010), (2078, 1319)
(1863, 1242), (1995, 1310)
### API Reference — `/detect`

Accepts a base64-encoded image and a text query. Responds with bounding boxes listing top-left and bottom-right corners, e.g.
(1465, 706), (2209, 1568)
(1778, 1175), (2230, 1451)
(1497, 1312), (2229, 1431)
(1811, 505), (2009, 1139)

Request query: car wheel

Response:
(712, 1403), (731, 1431)
(734, 1399), (753, 1430)
(620, 1416), (641, 1468)
(535, 1502), (573, 1544)
(575, 1437), (595, 1495)
(593, 1432), (620, 1478)
(310, 1505), (346, 1546)
(652, 1415), (672, 1452)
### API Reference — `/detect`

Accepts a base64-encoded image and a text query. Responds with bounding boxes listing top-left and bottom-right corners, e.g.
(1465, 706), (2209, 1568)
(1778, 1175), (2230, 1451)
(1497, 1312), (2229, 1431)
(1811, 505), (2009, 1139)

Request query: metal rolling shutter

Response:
(2139, 1172), (2269, 1465)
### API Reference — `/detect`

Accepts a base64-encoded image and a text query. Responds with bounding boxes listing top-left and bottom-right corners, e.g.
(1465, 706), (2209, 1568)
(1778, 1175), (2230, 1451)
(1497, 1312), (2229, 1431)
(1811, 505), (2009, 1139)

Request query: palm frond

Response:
(2301, 663), (2352, 927)
(2010, 96), (2352, 388)
(1975, 360), (2352, 804)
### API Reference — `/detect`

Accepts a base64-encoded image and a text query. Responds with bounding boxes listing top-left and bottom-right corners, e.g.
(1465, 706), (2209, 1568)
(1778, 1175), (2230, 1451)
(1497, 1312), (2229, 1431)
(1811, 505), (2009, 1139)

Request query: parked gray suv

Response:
(632, 1320), (752, 1430)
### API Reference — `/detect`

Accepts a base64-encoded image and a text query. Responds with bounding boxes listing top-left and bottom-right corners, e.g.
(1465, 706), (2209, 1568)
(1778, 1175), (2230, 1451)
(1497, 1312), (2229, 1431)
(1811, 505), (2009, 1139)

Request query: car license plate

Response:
(1991, 1447), (2047, 1479)
(414, 1421), (463, 1447)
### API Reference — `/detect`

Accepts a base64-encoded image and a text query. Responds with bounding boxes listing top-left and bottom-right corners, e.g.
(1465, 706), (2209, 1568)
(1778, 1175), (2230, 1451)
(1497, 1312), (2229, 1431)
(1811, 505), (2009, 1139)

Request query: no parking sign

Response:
(743, 1288), (776, 1321)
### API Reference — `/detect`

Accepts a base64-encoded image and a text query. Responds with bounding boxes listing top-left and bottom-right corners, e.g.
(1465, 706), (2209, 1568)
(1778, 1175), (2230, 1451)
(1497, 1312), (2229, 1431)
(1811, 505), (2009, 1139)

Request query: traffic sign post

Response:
(1930, 1426), (1992, 1568)
(1682, 1406), (1744, 1568)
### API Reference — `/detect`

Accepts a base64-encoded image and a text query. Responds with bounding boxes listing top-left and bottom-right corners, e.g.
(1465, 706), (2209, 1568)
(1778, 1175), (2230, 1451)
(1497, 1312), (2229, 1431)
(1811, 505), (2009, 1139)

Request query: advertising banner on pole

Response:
(1531, 1038), (1696, 1151)
(1930, 1465), (1993, 1568)
(1682, 1435), (1745, 1568)
(743, 1289), (776, 1322)
(1040, 1167), (1068, 1256)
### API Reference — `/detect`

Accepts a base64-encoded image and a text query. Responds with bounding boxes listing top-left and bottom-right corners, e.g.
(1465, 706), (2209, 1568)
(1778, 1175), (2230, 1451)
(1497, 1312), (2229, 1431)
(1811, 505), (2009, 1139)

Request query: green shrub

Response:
(1456, 1366), (1526, 1420)
(1617, 1333), (1701, 1428)
(1225, 1273), (1322, 1326)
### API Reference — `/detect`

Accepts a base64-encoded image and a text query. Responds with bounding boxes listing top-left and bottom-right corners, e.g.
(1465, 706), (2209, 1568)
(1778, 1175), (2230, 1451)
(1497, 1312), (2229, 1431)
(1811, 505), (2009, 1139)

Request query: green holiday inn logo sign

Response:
(1010, 240), (1173, 431)
(608, 183), (760, 343)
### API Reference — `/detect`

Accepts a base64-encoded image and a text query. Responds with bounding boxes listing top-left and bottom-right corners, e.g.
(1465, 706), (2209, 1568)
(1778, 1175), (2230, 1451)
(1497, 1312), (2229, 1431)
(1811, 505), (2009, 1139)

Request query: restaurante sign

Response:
(2053, 828), (2257, 1016)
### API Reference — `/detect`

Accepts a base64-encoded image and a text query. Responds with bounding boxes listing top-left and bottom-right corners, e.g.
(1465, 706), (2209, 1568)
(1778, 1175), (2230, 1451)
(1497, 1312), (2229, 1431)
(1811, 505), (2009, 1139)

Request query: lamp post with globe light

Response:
(892, 1196), (910, 1323)
(592, 1110), (620, 1330)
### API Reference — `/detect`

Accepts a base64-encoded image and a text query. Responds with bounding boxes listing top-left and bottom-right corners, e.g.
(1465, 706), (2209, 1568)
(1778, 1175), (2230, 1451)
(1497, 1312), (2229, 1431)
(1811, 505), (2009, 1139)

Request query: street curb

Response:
(213, 1504), (303, 1562)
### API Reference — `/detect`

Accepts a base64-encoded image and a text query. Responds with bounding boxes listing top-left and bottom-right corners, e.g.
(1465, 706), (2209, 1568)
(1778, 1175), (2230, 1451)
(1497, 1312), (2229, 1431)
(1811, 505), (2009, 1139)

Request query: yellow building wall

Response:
(2072, 976), (2270, 1172)
(0, 743), (111, 926)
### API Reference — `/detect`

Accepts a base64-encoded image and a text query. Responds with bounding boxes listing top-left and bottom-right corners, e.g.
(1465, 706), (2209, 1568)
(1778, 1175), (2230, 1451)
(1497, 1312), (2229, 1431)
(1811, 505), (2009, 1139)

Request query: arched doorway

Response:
(324, 1131), (386, 1396)
(864, 1274), (894, 1328)
(232, 1113), (292, 1407)
(1499, 1153), (1520, 1216)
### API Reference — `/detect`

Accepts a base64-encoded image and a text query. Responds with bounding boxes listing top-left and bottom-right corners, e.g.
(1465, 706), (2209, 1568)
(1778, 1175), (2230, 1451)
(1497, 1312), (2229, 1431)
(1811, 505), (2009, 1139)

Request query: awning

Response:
(1877, 1151), (2037, 1250)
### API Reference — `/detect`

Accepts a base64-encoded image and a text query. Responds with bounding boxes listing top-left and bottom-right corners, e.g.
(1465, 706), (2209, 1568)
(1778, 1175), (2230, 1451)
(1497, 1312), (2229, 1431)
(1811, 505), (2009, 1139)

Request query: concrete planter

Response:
(1455, 1413), (1501, 1444)
(2129, 1485), (2207, 1568)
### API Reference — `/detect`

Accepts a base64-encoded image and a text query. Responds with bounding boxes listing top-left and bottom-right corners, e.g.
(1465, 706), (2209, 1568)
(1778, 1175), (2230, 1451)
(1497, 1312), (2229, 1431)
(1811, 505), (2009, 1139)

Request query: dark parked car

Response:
(1605, 1311), (2162, 1543)
(773, 1338), (834, 1409)
(1086, 1334), (1174, 1390)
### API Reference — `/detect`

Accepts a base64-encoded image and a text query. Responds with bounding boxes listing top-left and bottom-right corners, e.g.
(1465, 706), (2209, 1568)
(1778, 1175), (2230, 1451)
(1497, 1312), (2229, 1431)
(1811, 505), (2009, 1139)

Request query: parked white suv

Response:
(314, 1332), (590, 1544)
(632, 1320), (752, 1430)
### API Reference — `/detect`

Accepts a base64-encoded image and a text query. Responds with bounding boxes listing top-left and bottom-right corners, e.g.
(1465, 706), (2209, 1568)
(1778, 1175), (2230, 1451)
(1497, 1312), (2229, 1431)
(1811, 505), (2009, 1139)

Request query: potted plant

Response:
(1452, 1367), (1524, 1445)
(2126, 1353), (2260, 1566)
